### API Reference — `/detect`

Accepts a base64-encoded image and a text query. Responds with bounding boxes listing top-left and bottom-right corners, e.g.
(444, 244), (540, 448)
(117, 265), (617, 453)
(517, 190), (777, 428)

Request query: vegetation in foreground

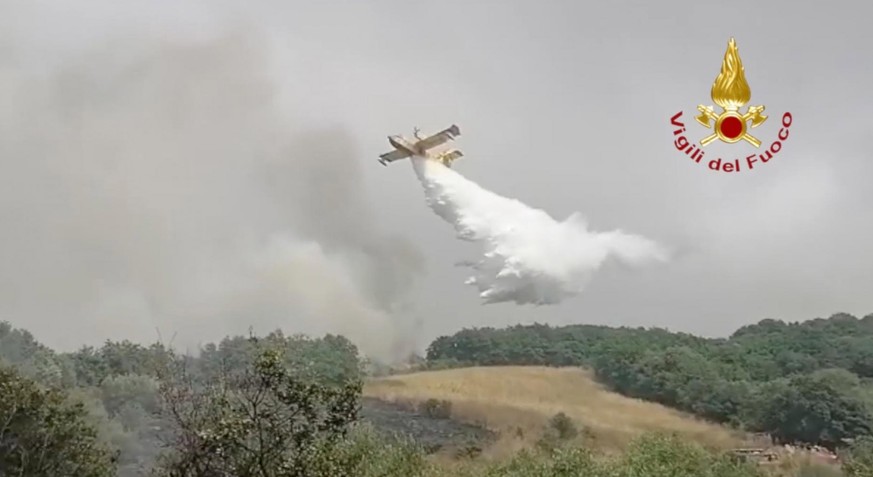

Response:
(2, 312), (873, 475)
(6, 339), (868, 477)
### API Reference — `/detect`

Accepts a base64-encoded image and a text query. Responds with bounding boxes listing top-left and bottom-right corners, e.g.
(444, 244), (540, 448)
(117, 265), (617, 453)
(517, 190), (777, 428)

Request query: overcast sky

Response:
(1, 0), (871, 358)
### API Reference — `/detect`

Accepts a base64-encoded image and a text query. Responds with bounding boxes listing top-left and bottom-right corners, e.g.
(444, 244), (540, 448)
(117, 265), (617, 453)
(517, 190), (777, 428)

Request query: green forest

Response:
(426, 313), (873, 450)
(3, 313), (873, 476)
(0, 324), (365, 476)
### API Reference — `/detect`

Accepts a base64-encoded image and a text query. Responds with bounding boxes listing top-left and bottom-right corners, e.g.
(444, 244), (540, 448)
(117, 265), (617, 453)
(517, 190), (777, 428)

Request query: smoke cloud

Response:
(0, 31), (423, 361)
(412, 158), (668, 305)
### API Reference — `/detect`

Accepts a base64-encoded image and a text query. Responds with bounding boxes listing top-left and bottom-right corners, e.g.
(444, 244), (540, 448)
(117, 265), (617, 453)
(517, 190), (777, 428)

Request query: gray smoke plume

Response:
(0, 30), (424, 361)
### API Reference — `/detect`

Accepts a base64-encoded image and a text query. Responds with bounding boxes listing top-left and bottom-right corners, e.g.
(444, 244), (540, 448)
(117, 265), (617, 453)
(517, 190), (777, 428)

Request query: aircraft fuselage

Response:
(388, 135), (425, 157)
(379, 125), (461, 167)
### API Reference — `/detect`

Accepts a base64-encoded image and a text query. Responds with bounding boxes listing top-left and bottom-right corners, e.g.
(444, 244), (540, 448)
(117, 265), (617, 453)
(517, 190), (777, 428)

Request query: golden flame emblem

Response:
(695, 38), (767, 147)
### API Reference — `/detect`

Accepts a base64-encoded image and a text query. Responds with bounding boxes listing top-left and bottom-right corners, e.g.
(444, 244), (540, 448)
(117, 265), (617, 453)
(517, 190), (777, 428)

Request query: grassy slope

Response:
(364, 366), (752, 456)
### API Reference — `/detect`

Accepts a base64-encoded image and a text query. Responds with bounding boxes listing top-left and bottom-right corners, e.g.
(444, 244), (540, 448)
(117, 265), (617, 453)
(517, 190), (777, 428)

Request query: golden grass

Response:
(364, 366), (748, 455)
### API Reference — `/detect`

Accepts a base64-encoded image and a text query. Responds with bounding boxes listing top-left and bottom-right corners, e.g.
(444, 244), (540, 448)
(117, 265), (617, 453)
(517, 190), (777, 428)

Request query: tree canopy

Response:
(0, 364), (116, 477)
(425, 313), (873, 448)
(2, 312), (872, 475)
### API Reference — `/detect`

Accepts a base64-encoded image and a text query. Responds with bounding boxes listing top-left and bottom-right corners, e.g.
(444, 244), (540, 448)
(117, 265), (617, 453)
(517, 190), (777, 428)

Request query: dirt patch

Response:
(359, 397), (496, 455)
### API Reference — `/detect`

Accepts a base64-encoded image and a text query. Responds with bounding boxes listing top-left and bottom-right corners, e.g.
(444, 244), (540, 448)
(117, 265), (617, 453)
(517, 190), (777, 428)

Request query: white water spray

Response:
(412, 158), (669, 305)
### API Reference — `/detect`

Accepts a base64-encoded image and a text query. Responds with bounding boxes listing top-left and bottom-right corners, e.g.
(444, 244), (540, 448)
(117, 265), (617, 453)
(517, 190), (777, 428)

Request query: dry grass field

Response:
(363, 366), (751, 456)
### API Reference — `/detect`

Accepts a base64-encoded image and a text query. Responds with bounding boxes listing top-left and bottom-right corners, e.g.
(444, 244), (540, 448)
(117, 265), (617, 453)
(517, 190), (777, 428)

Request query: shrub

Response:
(419, 398), (453, 419)
(843, 436), (873, 477)
(549, 412), (579, 440)
(536, 412), (580, 452)
(0, 365), (116, 477)
(618, 432), (763, 477)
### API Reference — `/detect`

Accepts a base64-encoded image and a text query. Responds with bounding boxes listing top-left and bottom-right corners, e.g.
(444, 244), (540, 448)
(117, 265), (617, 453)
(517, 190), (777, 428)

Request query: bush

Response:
(0, 365), (116, 477)
(480, 447), (602, 477)
(455, 444), (483, 459)
(843, 436), (873, 477)
(796, 462), (846, 477)
(328, 424), (433, 477)
(536, 412), (580, 451)
(152, 345), (362, 476)
(618, 433), (762, 477)
(549, 412), (579, 440)
(419, 398), (453, 419)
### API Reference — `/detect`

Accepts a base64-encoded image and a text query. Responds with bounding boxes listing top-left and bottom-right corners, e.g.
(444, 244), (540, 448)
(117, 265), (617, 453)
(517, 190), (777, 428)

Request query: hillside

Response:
(4, 318), (873, 476)
(423, 313), (873, 449)
(364, 366), (749, 454)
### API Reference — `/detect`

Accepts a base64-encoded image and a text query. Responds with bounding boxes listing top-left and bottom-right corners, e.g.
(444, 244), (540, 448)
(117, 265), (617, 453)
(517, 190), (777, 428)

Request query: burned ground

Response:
(359, 397), (495, 455)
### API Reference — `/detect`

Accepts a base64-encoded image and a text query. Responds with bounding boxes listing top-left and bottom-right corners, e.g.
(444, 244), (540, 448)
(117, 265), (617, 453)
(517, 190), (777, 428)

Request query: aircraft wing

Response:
(378, 148), (411, 165)
(415, 124), (461, 151)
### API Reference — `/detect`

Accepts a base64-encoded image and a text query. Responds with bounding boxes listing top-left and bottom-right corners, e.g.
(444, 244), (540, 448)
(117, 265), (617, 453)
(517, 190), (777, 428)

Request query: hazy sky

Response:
(1, 0), (871, 358)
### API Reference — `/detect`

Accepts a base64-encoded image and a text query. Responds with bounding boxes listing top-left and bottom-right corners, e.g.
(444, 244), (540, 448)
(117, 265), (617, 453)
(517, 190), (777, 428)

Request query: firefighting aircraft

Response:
(378, 124), (463, 167)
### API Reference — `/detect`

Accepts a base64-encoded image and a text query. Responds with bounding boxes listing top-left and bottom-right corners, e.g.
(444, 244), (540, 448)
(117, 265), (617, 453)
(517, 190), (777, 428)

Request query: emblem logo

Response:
(695, 38), (767, 148)
(669, 38), (793, 173)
